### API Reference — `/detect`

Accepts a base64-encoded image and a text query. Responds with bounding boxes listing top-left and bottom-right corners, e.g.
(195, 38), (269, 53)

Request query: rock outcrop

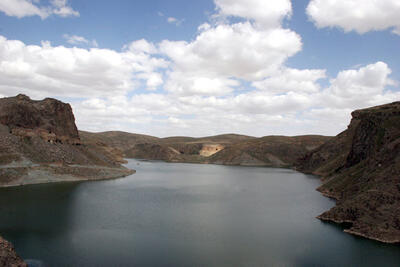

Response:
(297, 102), (400, 243)
(0, 95), (134, 187)
(0, 236), (26, 267)
(0, 94), (80, 144)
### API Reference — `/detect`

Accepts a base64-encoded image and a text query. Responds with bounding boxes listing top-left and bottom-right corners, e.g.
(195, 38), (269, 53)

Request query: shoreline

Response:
(0, 165), (135, 188)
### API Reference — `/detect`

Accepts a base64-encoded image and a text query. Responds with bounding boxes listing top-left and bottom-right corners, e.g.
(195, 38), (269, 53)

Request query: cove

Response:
(0, 159), (399, 266)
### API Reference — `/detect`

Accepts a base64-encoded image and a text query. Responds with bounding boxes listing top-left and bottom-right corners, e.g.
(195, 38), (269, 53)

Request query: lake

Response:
(0, 159), (399, 266)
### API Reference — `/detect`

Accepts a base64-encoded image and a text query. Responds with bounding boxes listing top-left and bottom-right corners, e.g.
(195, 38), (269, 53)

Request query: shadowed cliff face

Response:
(0, 94), (80, 144)
(0, 236), (26, 267)
(297, 101), (400, 243)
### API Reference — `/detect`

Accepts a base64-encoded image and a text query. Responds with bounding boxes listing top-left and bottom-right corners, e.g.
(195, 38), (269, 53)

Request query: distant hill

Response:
(208, 135), (331, 167)
(81, 129), (330, 167)
(297, 101), (400, 243)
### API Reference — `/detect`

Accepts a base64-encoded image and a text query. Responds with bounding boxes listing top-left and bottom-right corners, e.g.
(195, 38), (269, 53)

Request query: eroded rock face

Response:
(0, 94), (134, 187)
(297, 101), (400, 243)
(0, 94), (80, 144)
(0, 237), (26, 267)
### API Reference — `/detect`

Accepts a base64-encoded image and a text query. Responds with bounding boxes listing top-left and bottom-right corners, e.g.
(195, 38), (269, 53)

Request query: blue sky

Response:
(0, 0), (399, 137)
(0, 0), (214, 48)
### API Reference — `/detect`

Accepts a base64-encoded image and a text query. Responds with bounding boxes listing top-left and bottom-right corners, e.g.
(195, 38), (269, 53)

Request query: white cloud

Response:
(0, 0), (47, 18)
(158, 12), (184, 26)
(163, 71), (239, 96)
(0, 0), (79, 19)
(214, 0), (292, 29)
(125, 39), (157, 54)
(74, 61), (399, 137)
(63, 34), (88, 45)
(50, 0), (79, 17)
(0, 35), (168, 98)
(160, 22), (302, 96)
(252, 68), (326, 94)
(137, 72), (163, 90)
(307, 0), (400, 35)
(63, 34), (99, 47)
(319, 61), (399, 109)
(167, 17), (184, 26)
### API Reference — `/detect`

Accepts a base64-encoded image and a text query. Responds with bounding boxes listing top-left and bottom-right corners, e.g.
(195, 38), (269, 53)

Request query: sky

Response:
(0, 0), (399, 137)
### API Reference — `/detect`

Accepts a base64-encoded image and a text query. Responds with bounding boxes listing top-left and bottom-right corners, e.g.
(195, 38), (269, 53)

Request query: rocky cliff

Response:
(0, 94), (80, 144)
(0, 95), (134, 187)
(0, 236), (26, 267)
(297, 102), (400, 243)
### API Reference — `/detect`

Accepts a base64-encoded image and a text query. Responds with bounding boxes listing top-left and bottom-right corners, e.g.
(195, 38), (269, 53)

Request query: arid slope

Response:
(0, 95), (133, 187)
(82, 129), (330, 167)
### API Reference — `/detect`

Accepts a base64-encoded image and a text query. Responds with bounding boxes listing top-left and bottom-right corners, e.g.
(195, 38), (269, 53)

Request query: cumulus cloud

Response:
(0, 0), (79, 19)
(125, 39), (157, 54)
(307, 0), (400, 35)
(72, 61), (399, 137)
(214, 0), (292, 29)
(0, 35), (168, 98)
(161, 23), (301, 81)
(252, 68), (326, 94)
(160, 22), (302, 96)
(319, 62), (398, 109)
(156, 0), (301, 98)
(0, 0), (46, 18)
(163, 71), (239, 96)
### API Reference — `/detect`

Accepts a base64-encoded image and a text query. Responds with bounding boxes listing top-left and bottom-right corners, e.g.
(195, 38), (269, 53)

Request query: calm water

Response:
(0, 160), (399, 266)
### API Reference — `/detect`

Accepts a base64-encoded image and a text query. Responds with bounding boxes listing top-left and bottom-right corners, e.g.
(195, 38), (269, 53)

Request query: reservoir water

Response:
(0, 159), (399, 266)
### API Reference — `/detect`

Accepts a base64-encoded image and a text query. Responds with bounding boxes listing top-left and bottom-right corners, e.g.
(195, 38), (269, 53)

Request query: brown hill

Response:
(79, 130), (160, 149)
(297, 101), (400, 243)
(83, 129), (330, 167)
(0, 95), (133, 187)
(209, 135), (330, 167)
(79, 131), (160, 163)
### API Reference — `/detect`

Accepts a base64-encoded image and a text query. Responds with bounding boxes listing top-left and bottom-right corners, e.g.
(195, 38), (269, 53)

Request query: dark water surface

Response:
(0, 160), (399, 266)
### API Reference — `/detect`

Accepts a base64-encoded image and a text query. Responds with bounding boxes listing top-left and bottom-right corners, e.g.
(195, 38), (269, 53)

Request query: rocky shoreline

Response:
(0, 237), (26, 267)
(297, 101), (400, 244)
(0, 165), (134, 188)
